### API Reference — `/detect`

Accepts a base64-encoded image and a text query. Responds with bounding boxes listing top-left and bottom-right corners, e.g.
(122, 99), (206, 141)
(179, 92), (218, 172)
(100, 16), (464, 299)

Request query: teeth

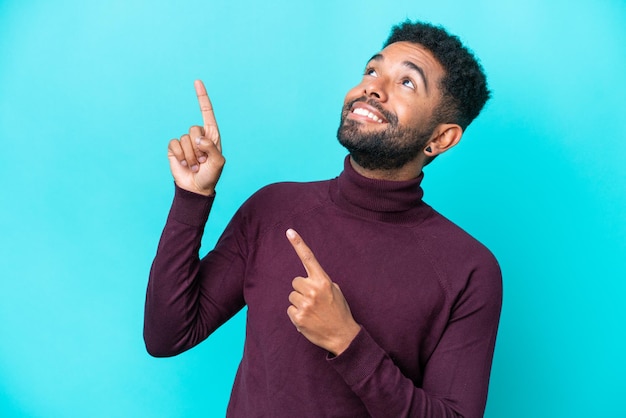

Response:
(352, 107), (384, 123)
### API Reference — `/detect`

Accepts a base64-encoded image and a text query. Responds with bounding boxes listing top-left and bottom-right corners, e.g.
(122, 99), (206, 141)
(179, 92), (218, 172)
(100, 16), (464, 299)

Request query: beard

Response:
(337, 97), (435, 170)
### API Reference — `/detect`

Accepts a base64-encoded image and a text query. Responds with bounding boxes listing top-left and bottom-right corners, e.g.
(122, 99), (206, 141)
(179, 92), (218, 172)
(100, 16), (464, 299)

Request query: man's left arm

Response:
(286, 228), (502, 418)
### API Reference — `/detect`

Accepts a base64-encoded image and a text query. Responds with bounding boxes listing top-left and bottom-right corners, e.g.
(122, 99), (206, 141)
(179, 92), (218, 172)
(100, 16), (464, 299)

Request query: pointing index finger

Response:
(286, 229), (324, 277)
(194, 79), (218, 133)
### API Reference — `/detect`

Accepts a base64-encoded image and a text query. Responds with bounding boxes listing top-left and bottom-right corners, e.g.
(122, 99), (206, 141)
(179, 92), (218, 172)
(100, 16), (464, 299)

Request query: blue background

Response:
(1, 0), (625, 416)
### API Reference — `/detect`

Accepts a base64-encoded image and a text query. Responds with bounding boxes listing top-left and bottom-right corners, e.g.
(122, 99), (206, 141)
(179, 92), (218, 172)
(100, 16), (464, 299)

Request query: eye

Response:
(365, 67), (378, 77)
(402, 79), (415, 89)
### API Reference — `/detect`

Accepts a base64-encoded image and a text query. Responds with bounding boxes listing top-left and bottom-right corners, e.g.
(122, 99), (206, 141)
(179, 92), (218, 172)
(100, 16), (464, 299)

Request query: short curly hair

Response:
(384, 20), (490, 131)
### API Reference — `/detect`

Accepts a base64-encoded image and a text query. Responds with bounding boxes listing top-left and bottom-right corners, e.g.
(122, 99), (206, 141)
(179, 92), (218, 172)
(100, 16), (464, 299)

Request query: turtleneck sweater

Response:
(144, 156), (502, 418)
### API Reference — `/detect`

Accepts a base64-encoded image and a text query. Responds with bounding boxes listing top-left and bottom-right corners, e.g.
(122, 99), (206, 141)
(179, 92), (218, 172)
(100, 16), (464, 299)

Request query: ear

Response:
(424, 124), (463, 157)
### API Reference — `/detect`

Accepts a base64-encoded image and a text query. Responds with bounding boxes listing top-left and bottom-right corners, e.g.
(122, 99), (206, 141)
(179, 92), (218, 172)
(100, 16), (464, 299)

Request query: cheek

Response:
(398, 99), (432, 126)
(344, 85), (365, 104)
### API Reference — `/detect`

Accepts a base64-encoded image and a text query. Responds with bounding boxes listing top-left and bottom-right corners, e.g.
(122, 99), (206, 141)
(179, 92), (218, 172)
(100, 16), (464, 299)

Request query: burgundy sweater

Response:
(144, 157), (502, 418)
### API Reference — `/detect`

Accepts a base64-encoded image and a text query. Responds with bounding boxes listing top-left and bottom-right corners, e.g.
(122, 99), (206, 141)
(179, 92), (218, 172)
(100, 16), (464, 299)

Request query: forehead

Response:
(372, 41), (444, 85)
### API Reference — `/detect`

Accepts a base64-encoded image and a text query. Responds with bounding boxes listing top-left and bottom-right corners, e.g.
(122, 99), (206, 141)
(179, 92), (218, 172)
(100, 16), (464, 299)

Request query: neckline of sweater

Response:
(329, 156), (431, 224)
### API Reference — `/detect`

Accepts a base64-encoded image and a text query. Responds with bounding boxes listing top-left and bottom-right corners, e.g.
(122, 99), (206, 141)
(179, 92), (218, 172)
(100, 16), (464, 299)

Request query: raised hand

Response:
(286, 229), (361, 356)
(167, 80), (225, 196)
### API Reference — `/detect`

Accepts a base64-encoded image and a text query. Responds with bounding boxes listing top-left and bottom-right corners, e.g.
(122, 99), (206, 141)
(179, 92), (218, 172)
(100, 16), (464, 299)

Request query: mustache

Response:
(344, 96), (398, 125)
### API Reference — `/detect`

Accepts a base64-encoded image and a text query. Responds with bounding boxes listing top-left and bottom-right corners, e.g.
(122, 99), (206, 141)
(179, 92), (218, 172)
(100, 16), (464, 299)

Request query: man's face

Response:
(337, 41), (445, 170)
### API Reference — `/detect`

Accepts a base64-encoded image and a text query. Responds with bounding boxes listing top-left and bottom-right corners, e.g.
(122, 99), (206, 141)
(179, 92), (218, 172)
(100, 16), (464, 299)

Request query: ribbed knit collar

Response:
(330, 156), (432, 225)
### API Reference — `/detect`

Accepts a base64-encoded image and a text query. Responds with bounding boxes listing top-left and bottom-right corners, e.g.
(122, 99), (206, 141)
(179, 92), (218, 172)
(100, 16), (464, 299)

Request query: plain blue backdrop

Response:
(1, 0), (625, 417)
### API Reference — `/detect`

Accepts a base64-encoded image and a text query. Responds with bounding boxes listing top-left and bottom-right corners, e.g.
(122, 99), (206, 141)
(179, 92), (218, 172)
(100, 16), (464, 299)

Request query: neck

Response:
(348, 155), (424, 181)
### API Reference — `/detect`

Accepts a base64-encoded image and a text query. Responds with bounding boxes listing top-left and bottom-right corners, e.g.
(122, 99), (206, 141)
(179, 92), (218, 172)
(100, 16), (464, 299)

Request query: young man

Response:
(144, 20), (502, 418)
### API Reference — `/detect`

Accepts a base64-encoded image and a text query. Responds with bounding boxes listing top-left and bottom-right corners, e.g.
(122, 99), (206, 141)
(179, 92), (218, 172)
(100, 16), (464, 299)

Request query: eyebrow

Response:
(367, 53), (429, 93)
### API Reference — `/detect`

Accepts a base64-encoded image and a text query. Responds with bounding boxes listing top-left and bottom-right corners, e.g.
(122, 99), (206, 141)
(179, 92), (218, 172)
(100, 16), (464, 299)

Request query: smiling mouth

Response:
(351, 107), (385, 123)
(347, 99), (391, 125)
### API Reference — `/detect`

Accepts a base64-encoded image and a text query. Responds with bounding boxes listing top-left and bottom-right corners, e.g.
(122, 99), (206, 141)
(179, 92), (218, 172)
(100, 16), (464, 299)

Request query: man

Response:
(144, 20), (502, 418)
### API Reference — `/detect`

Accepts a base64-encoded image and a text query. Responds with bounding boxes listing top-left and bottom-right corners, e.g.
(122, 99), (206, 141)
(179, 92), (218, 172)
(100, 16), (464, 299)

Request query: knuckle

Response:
(189, 125), (203, 136)
(305, 288), (319, 300)
(288, 307), (299, 320)
(288, 290), (297, 303)
(297, 302), (308, 313)
(168, 143), (182, 157)
(294, 310), (306, 323)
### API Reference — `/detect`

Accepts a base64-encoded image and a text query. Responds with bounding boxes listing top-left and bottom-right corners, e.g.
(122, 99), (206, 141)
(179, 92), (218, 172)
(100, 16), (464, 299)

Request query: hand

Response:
(167, 80), (225, 196)
(286, 229), (361, 356)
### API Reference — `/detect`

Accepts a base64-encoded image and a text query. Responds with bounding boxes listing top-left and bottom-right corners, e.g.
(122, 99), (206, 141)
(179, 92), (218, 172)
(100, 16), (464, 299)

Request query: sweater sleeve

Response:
(143, 185), (247, 357)
(328, 259), (502, 418)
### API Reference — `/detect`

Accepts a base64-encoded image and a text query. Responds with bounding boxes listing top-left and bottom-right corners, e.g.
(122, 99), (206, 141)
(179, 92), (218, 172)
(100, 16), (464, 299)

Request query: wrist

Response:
(171, 182), (215, 227)
(174, 181), (216, 197)
(330, 323), (362, 356)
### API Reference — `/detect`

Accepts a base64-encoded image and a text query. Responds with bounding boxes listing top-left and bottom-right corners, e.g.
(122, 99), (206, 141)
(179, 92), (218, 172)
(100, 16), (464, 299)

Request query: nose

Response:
(363, 76), (388, 102)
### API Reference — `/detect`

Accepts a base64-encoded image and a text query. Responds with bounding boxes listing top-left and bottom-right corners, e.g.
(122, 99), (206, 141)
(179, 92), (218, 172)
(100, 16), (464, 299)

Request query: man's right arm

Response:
(143, 80), (245, 356)
(143, 184), (247, 357)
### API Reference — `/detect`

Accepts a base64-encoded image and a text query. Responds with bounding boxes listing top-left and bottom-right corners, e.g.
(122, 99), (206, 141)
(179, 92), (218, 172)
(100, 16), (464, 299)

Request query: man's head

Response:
(337, 20), (490, 172)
